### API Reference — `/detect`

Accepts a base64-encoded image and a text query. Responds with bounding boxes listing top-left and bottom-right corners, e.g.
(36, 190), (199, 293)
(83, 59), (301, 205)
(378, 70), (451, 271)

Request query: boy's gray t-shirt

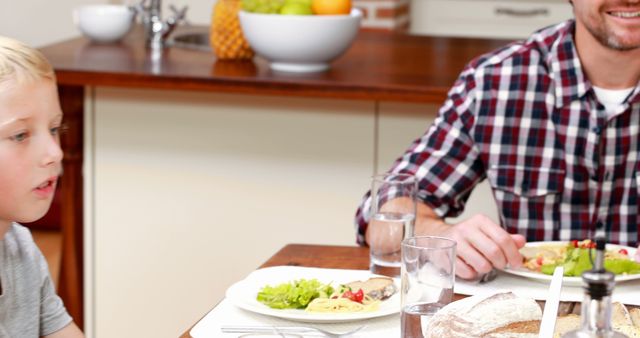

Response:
(0, 223), (72, 337)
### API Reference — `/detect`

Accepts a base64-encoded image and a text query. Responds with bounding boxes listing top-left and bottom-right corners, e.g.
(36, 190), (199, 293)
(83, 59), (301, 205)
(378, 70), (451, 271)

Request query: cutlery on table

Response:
(538, 266), (564, 338)
(221, 324), (366, 337)
(476, 269), (498, 284)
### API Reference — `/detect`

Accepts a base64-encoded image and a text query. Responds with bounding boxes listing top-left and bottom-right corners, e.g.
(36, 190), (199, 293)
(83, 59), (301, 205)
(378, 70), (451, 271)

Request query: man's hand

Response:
(635, 245), (640, 262)
(366, 201), (526, 280)
(438, 214), (526, 280)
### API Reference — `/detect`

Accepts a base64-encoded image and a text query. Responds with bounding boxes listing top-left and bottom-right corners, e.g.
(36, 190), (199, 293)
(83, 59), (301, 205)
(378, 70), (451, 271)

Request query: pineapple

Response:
(210, 0), (254, 60)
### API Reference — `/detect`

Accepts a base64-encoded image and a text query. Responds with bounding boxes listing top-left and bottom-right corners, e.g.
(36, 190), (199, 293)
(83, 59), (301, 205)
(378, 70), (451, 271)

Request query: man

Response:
(355, 0), (640, 279)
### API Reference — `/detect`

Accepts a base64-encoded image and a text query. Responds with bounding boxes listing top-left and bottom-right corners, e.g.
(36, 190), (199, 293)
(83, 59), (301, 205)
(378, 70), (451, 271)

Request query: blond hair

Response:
(0, 35), (55, 85)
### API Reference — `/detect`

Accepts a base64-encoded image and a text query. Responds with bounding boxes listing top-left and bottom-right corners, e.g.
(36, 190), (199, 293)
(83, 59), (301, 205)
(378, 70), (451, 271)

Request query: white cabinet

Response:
(410, 0), (573, 39)
(86, 88), (374, 338)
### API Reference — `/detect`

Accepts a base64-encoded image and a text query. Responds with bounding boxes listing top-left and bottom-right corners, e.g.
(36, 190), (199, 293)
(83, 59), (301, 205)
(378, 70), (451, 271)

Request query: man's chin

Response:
(604, 37), (640, 51)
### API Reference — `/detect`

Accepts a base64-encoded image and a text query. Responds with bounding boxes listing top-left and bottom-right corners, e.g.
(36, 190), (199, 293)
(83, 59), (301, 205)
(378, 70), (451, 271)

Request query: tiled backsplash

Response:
(354, 0), (410, 31)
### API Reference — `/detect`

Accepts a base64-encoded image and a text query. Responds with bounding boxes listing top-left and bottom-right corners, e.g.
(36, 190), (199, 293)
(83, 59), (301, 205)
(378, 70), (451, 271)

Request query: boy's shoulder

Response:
(4, 222), (38, 255)
(8, 222), (35, 241)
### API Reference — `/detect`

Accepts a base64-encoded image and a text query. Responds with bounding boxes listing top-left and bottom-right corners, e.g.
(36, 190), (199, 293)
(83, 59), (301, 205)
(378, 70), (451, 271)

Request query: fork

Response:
(221, 324), (366, 337)
(475, 269), (498, 284)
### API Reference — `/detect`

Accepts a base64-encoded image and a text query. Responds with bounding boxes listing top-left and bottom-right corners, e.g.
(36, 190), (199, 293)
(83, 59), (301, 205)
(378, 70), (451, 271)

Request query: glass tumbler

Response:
(368, 173), (417, 277)
(401, 236), (456, 338)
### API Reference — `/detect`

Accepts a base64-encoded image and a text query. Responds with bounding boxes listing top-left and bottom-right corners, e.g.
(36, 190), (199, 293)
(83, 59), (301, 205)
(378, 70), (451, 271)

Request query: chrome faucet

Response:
(134, 0), (188, 49)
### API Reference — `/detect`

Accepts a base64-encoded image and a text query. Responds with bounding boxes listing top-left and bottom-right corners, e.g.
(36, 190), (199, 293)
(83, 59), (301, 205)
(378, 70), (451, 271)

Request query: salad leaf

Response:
(605, 259), (640, 275)
(540, 244), (640, 276)
(256, 278), (334, 309)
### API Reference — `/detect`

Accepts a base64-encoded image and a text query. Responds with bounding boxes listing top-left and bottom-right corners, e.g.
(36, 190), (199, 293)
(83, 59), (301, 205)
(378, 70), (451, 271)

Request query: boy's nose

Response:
(41, 135), (64, 166)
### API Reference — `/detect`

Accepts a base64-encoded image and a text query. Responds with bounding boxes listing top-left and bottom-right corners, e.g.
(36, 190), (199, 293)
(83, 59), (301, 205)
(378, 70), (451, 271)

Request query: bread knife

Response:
(538, 266), (564, 338)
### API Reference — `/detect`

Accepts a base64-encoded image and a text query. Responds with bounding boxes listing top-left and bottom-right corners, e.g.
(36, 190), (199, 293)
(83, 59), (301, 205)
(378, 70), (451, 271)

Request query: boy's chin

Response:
(16, 206), (53, 224)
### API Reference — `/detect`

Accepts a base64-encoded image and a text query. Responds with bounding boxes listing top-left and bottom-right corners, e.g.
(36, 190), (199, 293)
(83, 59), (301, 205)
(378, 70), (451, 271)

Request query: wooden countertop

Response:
(39, 26), (510, 103)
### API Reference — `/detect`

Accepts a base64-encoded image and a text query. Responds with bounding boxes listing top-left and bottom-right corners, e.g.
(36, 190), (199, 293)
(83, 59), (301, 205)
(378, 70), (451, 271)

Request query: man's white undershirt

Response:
(593, 86), (634, 120)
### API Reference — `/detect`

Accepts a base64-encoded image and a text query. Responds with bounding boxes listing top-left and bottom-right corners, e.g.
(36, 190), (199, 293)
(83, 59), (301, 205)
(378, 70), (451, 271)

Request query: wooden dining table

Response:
(179, 243), (594, 338)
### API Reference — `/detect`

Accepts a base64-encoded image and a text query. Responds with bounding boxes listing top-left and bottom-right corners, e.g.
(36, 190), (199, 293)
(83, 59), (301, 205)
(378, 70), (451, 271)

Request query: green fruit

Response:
(279, 2), (312, 14)
(242, 0), (284, 13)
(285, 0), (312, 5)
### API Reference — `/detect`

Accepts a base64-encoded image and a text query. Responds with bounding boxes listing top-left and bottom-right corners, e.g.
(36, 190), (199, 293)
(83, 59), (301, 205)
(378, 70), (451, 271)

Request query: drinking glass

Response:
(368, 173), (417, 277)
(401, 236), (456, 338)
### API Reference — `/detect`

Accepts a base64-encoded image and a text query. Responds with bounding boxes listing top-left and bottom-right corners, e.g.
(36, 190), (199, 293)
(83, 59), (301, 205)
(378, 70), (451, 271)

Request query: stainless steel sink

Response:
(167, 31), (212, 52)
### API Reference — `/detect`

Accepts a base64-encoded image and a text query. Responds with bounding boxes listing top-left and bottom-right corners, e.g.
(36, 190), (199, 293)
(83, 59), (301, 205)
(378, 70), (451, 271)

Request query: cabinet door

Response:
(410, 0), (573, 39)
(88, 87), (374, 338)
(377, 102), (499, 224)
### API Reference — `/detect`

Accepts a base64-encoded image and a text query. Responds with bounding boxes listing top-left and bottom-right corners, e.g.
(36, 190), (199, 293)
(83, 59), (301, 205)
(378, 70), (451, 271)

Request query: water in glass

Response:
(401, 288), (452, 338)
(369, 212), (415, 276)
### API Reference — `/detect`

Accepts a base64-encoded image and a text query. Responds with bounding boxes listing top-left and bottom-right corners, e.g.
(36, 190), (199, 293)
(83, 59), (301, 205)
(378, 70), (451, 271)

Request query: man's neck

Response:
(575, 21), (640, 89)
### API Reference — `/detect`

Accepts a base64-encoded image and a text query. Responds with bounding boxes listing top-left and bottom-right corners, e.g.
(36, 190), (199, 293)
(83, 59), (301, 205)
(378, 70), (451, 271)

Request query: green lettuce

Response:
(605, 259), (640, 275)
(540, 245), (640, 277)
(256, 278), (334, 309)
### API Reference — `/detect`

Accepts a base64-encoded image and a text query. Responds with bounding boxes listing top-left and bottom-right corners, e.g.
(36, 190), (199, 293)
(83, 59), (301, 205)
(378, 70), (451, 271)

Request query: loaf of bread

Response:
(553, 315), (581, 338)
(549, 302), (640, 338)
(426, 292), (640, 338)
(630, 307), (640, 327)
(425, 292), (542, 338)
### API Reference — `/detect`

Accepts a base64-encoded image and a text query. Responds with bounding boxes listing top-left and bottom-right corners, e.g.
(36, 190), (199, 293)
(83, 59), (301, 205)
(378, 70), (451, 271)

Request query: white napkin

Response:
(455, 270), (640, 305)
(189, 299), (401, 338)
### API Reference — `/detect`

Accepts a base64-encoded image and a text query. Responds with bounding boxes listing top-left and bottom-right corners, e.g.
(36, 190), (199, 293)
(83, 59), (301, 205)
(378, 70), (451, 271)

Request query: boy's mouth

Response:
(34, 177), (58, 198)
(36, 180), (52, 189)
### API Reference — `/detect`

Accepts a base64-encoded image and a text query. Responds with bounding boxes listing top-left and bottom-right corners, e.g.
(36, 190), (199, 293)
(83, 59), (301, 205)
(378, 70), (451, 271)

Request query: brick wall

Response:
(354, 0), (411, 32)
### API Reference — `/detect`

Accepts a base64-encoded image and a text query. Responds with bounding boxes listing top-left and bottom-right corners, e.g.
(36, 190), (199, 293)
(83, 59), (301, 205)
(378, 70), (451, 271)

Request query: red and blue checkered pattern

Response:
(356, 20), (640, 247)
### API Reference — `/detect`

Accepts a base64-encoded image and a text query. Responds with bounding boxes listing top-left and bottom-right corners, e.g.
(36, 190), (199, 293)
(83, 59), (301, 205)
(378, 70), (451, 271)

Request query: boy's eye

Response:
(51, 123), (68, 136)
(9, 132), (28, 142)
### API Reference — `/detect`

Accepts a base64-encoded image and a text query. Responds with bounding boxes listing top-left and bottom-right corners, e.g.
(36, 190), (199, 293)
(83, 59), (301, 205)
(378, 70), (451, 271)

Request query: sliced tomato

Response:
(341, 289), (365, 303)
(352, 288), (364, 303)
(619, 248), (629, 255)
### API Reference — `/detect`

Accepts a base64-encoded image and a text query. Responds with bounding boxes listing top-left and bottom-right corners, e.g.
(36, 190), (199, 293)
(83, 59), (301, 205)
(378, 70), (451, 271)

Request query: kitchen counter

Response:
(41, 25), (510, 103)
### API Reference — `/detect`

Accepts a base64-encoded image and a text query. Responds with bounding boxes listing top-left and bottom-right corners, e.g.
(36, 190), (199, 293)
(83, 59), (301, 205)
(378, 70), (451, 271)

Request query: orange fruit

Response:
(311, 0), (351, 15)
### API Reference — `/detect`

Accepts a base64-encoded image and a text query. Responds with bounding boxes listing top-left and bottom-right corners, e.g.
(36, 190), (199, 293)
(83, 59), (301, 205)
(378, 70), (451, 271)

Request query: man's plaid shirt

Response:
(356, 20), (640, 247)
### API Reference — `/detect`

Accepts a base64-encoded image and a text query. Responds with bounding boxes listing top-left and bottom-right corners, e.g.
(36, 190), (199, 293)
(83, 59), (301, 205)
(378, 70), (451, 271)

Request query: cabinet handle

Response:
(494, 7), (549, 17)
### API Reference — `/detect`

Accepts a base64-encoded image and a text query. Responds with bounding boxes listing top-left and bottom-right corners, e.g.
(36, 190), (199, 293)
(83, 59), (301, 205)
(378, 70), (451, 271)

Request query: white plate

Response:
(502, 241), (639, 286)
(225, 266), (401, 323)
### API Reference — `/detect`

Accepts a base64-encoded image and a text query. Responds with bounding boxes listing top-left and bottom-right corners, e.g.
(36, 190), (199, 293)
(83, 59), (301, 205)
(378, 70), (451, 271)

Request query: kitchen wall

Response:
(0, 0), (572, 49)
(0, 0), (213, 48)
(0, 0), (108, 47)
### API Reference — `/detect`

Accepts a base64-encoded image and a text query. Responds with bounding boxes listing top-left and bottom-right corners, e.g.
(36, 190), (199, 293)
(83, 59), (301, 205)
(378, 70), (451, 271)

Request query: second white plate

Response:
(225, 266), (401, 323)
(501, 241), (639, 286)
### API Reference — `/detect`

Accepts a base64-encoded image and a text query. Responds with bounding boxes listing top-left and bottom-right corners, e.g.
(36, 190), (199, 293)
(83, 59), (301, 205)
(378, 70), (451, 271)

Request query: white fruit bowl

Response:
(238, 9), (362, 72)
(74, 5), (135, 43)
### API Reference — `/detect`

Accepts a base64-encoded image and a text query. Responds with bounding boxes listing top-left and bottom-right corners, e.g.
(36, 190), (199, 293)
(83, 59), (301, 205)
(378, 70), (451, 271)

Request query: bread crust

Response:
(424, 292), (542, 338)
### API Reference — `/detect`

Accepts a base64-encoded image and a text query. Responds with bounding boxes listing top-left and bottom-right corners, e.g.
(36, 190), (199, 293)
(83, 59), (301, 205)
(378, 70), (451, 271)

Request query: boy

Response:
(0, 36), (84, 337)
